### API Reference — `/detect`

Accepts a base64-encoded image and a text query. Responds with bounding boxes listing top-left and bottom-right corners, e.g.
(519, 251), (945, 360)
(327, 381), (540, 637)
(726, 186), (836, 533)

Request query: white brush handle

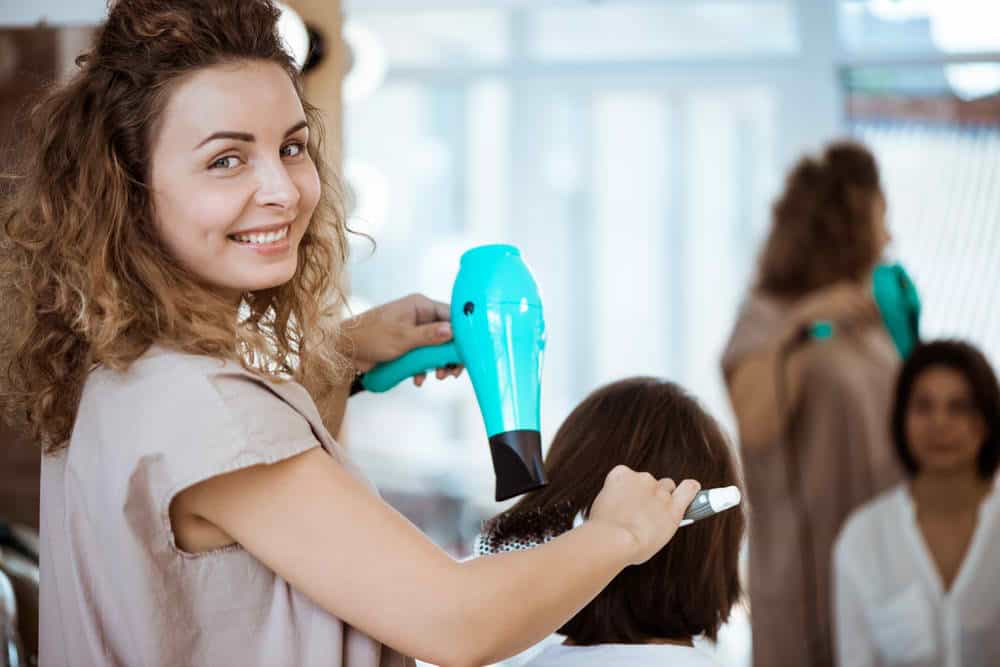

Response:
(680, 486), (742, 527)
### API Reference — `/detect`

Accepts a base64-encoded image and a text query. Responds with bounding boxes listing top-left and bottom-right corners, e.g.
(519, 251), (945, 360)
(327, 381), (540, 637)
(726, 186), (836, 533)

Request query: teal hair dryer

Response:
(810, 262), (921, 358)
(358, 244), (547, 501)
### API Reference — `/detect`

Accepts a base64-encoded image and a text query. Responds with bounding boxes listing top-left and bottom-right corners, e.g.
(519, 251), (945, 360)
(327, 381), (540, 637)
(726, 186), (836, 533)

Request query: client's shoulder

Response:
(523, 642), (722, 667)
(835, 483), (908, 560)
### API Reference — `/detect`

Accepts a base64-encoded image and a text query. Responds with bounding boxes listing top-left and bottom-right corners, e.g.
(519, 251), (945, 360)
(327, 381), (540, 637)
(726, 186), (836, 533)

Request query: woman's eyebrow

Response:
(194, 120), (309, 149)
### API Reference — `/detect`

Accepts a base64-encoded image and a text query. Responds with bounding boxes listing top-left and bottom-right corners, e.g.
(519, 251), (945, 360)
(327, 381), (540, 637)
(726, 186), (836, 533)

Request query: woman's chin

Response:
(917, 452), (978, 476)
(236, 265), (298, 293)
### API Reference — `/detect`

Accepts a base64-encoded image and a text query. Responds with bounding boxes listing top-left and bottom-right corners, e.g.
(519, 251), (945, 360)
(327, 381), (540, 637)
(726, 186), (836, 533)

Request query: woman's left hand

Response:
(339, 293), (465, 386)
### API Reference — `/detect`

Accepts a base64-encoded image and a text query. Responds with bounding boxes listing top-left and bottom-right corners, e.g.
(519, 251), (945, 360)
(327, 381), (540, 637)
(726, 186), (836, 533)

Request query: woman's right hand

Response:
(589, 465), (701, 566)
(785, 280), (880, 339)
(338, 294), (464, 385)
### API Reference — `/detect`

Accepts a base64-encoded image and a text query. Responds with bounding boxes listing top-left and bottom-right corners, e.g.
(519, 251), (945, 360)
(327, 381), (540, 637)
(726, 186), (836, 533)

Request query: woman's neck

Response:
(910, 469), (992, 514)
(644, 637), (695, 647)
(563, 636), (694, 648)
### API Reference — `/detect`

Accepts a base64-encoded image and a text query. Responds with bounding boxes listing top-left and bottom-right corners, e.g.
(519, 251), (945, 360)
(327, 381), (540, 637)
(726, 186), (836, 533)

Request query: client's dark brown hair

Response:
(483, 377), (745, 644)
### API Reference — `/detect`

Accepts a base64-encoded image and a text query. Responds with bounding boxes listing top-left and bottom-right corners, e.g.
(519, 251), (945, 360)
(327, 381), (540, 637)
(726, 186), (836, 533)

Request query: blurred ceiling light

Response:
(276, 2), (326, 73)
(928, 1), (1000, 100)
(276, 2), (311, 71)
(942, 63), (1000, 101)
(928, 1), (1000, 52)
(342, 20), (388, 104)
(866, 1), (1000, 100)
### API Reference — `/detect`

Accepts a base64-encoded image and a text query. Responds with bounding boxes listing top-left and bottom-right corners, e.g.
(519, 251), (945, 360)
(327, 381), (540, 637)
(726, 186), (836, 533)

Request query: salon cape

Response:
(521, 642), (721, 666)
(833, 477), (1000, 667)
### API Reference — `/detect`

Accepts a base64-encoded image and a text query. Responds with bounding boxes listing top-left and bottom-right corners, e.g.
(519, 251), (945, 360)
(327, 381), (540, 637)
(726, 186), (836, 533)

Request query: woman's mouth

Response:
(228, 224), (291, 246)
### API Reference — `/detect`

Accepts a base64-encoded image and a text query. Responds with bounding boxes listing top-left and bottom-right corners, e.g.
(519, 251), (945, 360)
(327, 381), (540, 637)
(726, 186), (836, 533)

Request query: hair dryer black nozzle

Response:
(489, 430), (547, 501)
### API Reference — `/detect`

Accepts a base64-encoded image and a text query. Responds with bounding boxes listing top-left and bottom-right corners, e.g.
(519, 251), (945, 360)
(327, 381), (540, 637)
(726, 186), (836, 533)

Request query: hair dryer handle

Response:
(361, 342), (461, 393)
(873, 263), (921, 360)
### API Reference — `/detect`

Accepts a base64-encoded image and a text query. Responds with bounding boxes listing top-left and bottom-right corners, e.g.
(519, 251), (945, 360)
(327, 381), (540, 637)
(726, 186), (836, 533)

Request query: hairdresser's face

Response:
(906, 366), (985, 476)
(150, 61), (320, 296)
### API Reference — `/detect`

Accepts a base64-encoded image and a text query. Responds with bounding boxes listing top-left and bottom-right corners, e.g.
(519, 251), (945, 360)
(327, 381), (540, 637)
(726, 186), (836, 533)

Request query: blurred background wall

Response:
(0, 24), (95, 530)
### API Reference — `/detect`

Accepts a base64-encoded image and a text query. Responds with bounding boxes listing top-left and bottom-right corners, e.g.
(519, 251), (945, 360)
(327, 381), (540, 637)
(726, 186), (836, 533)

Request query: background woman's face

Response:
(906, 365), (986, 476)
(149, 61), (320, 296)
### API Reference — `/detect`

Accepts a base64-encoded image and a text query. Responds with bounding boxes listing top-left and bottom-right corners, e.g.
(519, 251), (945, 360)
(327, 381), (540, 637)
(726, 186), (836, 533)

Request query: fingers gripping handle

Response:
(360, 342), (460, 393)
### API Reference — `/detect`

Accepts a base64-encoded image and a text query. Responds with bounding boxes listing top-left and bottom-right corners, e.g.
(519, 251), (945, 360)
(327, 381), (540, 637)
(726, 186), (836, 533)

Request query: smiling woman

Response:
(0, 2), (702, 666)
(150, 62), (320, 296)
(0, 0), (349, 447)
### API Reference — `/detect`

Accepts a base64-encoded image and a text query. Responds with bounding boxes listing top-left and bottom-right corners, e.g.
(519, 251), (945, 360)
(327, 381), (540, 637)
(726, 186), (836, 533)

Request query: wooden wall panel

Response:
(0, 28), (62, 530)
(286, 0), (346, 167)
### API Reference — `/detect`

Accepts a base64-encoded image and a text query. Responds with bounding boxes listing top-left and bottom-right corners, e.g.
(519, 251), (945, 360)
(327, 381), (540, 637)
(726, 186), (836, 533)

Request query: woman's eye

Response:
(950, 399), (975, 415)
(281, 142), (305, 159)
(209, 155), (242, 170)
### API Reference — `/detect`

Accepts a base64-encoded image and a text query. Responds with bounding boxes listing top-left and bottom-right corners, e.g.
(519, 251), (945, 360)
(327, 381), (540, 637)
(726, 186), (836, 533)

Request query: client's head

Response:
(483, 377), (745, 644)
(891, 339), (999, 480)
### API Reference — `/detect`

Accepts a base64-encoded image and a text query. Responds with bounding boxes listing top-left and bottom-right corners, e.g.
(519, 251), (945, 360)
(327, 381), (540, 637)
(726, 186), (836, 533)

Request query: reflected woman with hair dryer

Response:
(721, 141), (912, 667)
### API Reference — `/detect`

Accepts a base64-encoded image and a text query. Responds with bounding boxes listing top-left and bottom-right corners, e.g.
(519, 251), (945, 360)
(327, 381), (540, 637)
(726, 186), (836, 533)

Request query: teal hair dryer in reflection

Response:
(358, 244), (547, 501)
(809, 262), (921, 359)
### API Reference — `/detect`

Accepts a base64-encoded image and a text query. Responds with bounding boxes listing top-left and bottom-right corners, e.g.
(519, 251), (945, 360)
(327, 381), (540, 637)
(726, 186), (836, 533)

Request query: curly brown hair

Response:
(756, 140), (884, 298)
(0, 0), (349, 452)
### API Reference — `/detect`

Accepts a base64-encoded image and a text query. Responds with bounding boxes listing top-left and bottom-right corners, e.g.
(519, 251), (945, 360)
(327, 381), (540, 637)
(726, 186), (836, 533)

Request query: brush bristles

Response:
(476, 501), (578, 555)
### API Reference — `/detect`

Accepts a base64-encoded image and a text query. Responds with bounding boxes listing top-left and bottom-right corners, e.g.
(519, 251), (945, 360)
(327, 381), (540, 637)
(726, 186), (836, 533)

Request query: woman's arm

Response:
(172, 449), (698, 667)
(725, 282), (880, 451)
(725, 332), (808, 451)
(300, 294), (462, 439)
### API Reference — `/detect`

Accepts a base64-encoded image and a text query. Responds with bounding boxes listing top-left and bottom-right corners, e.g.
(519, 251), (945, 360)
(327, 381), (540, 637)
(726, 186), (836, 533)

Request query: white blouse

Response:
(833, 477), (1000, 667)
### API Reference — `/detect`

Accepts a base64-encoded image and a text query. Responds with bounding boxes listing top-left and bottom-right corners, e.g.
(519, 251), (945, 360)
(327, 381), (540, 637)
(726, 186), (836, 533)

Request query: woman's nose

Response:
(255, 161), (300, 210)
(929, 408), (957, 431)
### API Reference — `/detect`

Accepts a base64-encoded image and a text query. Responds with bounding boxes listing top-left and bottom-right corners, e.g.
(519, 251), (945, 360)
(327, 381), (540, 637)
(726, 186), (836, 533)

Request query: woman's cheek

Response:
(196, 190), (248, 238)
(299, 164), (321, 217)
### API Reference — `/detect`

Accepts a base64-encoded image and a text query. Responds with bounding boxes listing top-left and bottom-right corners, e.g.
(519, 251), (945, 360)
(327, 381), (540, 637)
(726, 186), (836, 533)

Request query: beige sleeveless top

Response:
(39, 346), (414, 667)
(721, 292), (903, 667)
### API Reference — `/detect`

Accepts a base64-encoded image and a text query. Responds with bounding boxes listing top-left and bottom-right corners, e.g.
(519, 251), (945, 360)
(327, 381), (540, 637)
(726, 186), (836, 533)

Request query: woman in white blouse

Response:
(833, 340), (1000, 667)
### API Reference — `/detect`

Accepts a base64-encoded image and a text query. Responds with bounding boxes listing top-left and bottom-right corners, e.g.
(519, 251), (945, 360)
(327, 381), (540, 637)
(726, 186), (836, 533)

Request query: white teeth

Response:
(231, 225), (289, 245)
